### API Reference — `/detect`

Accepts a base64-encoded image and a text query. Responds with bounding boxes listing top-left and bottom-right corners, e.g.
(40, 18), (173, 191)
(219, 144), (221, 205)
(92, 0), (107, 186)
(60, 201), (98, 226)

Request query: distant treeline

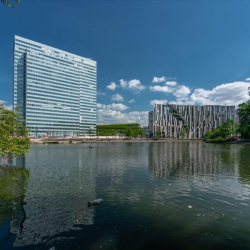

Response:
(97, 123), (143, 136)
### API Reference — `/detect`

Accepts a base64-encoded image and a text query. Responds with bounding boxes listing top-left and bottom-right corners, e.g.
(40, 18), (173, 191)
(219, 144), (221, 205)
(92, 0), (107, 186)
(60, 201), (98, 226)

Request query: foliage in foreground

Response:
(97, 123), (143, 137)
(205, 119), (238, 143)
(0, 104), (30, 158)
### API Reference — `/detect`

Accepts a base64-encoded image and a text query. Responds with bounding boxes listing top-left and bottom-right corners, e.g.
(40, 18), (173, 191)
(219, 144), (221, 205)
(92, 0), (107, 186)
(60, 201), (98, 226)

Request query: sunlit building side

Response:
(14, 35), (97, 137)
(149, 104), (236, 138)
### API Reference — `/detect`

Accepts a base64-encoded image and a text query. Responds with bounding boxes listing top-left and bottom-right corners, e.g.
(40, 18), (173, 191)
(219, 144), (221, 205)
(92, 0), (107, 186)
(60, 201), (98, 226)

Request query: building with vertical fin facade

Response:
(148, 104), (236, 139)
(14, 35), (96, 137)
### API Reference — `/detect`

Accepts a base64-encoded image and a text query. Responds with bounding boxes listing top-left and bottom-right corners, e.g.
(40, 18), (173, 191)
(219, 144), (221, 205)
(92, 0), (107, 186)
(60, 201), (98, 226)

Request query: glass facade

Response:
(14, 35), (97, 137)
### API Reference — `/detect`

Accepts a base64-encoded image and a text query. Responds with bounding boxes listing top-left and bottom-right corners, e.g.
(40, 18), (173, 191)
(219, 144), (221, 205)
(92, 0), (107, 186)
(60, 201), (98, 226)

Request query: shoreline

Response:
(32, 138), (204, 144)
(30, 138), (250, 145)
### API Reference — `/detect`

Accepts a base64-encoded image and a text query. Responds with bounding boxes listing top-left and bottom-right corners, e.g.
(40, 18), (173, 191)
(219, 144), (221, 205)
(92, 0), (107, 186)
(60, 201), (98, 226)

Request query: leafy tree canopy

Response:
(125, 129), (132, 137)
(156, 129), (162, 139)
(205, 119), (238, 141)
(179, 125), (189, 138)
(237, 101), (250, 139)
(0, 104), (30, 158)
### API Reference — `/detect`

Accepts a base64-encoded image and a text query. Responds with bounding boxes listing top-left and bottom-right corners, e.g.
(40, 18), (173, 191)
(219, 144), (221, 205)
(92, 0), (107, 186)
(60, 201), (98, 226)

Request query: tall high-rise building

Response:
(149, 104), (236, 139)
(14, 35), (97, 137)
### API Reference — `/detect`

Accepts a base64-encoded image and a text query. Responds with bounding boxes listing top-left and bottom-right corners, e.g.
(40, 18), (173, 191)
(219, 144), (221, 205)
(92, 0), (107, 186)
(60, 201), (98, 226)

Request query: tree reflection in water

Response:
(0, 164), (29, 242)
(238, 146), (250, 185)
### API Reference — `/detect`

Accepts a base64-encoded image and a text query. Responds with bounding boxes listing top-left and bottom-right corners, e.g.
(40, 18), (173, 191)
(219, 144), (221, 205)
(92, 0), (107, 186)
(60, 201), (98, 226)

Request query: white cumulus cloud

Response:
(189, 81), (250, 106)
(111, 94), (124, 102)
(165, 81), (177, 86)
(5, 105), (13, 111)
(171, 81), (250, 106)
(107, 82), (117, 91)
(97, 102), (128, 111)
(97, 110), (148, 126)
(119, 79), (127, 88)
(150, 100), (168, 105)
(129, 99), (135, 103)
(97, 100), (148, 126)
(173, 85), (191, 97)
(152, 76), (166, 83)
(150, 85), (173, 93)
(0, 100), (13, 111)
(119, 79), (145, 92)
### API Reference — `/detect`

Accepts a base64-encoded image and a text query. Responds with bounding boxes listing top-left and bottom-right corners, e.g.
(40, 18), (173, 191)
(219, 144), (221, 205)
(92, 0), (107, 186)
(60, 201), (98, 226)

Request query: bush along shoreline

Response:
(205, 138), (232, 143)
(204, 119), (238, 143)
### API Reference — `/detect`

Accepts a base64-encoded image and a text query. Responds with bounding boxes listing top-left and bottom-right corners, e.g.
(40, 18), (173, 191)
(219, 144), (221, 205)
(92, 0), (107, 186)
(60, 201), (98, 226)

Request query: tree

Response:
(1, 0), (20, 9)
(205, 119), (238, 142)
(180, 130), (185, 138)
(237, 101), (250, 139)
(156, 129), (161, 139)
(0, 104), (30, 158)
(219, 119), (239, 138)
(180, 124), (189, 138)
(125, 129), (132, 137)
(138, 129), (144, 137)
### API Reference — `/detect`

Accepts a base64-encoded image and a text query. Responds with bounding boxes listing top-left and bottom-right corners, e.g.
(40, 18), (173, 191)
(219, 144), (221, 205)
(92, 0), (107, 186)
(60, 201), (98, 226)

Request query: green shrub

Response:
(204, 119), (238, 142)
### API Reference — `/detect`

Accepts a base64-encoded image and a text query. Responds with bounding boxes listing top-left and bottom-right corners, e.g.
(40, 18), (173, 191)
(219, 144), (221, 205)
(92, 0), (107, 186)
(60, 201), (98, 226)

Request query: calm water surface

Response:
(1, 142), (250, 250)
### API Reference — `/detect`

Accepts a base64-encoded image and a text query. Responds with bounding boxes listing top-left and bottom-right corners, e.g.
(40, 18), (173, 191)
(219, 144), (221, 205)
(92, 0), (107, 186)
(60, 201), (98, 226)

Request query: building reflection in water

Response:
(2, 143), (249, 249)
(12, 145), (97, 248)
(147, 142), (250, 211)
(148, 142), (241, 179)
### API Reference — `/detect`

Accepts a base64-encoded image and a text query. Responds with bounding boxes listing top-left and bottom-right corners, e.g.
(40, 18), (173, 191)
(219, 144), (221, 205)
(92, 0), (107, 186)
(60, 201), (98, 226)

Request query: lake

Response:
(1, 142), (250, 249)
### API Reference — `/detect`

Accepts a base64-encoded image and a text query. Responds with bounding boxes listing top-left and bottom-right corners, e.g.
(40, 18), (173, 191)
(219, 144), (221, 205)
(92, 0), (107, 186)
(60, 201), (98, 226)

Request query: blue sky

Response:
(1, 0), (250, 125)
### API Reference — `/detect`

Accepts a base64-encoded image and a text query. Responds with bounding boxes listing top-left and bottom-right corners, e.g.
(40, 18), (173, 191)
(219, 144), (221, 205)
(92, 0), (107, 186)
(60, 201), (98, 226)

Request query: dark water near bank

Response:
(1, 143), (250, 250)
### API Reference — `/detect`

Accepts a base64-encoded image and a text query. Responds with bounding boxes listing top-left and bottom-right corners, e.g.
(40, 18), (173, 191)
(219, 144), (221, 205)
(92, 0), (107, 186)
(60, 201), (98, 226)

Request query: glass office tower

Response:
(14, 35), (97, 137)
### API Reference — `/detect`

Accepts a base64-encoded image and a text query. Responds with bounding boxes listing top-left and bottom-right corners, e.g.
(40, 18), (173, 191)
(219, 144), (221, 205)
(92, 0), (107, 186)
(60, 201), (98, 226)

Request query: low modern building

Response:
(14, 35), (97, 137)
(149, 104), (236, 139)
